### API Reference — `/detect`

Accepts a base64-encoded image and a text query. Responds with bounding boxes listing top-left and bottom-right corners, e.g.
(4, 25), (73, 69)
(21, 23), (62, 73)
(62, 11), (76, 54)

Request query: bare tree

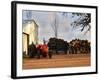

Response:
(62, 12), (91, 34)
(71, 13), (91, 32)
(26, 11), (32, 20)
(51, 13), (59, 38)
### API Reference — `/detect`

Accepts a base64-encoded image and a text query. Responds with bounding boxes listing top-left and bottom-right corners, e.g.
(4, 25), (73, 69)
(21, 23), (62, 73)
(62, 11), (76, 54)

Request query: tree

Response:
(26, 11), (32, 20)
(51, 13), (59, 38)
(62, 12), (91, 34)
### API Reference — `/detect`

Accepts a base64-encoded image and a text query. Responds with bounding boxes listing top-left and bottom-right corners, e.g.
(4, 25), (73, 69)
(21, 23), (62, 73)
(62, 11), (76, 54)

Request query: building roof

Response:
(23, 19), (38, 27)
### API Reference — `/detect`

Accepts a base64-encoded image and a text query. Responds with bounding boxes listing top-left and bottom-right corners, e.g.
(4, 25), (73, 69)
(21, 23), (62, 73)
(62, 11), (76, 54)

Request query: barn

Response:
(22, 20), (38, 55)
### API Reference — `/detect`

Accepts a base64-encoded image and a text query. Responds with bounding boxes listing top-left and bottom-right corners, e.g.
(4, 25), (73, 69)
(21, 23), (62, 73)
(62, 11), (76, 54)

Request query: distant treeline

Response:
(23, 37), (91, 58)
(48, 37), (90, 54)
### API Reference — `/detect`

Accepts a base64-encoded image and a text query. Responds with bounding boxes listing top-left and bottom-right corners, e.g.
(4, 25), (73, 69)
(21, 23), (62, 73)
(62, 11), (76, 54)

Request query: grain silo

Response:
(22, 20), (38, 55)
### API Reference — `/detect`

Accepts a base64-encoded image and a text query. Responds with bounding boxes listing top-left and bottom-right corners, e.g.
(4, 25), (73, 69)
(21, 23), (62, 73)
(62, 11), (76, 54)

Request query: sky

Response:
(22, 10), (91, 43)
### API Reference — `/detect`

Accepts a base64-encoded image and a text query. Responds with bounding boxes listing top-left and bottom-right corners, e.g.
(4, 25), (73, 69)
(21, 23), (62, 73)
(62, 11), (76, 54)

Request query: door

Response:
(22, 32), (29, 55)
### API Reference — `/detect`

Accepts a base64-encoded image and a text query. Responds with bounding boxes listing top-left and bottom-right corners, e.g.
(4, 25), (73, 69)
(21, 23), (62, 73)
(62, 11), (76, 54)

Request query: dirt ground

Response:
(23, 53), (90, 69)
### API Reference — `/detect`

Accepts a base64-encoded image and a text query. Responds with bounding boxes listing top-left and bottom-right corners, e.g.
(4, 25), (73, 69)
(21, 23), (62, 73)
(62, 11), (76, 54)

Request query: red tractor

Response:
(36, 44), (48, 58)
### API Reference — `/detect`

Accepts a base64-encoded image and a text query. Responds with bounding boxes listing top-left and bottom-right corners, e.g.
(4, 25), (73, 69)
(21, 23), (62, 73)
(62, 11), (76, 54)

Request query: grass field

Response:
(23, 53), (90, 69)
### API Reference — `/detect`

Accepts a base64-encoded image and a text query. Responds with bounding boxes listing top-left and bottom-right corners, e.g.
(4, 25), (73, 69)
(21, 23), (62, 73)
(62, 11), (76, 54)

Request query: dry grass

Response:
(23, 53), (90, 69)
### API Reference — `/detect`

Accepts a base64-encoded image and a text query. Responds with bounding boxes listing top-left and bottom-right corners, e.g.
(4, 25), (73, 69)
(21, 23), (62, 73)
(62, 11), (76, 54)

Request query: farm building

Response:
(22, 20), (38, 55)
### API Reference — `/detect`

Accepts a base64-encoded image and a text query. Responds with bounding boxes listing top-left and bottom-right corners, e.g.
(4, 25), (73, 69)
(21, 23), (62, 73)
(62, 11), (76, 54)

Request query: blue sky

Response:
(22, 10), (91, 43)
